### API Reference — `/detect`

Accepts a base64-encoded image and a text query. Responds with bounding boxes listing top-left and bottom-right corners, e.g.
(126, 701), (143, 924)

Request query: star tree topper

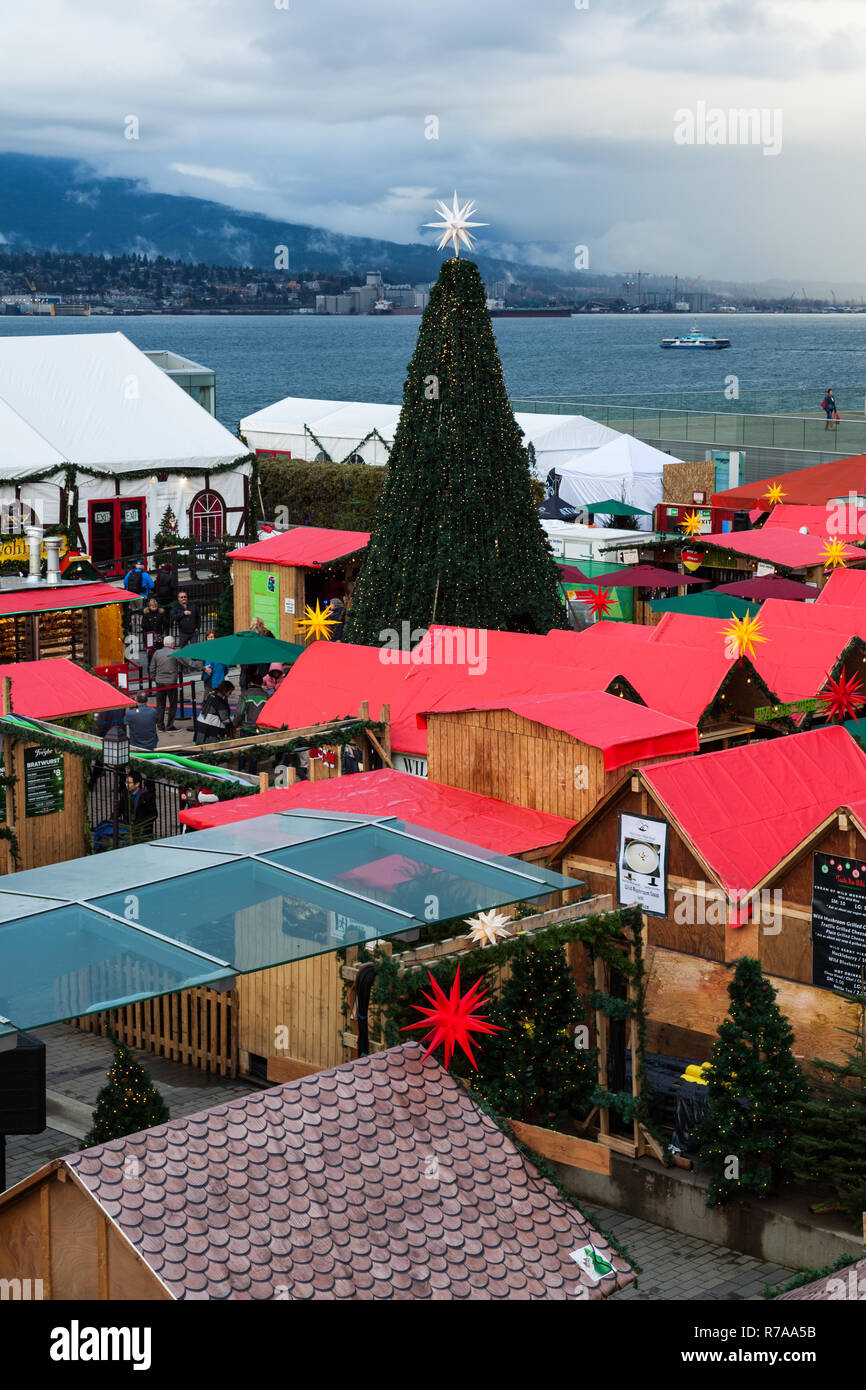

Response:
(425, 191), (488, 257)
(401, 965), (503, 1069)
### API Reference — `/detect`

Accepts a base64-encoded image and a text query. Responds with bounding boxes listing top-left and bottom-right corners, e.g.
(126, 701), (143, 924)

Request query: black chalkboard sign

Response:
(23, 746), (65, 818)
(811, 851), (866, 994)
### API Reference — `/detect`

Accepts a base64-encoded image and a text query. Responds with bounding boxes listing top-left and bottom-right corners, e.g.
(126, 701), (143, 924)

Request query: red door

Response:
(88, 498), (147, 576)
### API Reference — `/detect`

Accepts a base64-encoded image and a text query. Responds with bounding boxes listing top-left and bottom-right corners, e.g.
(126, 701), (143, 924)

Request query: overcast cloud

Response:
(0, 0), (862, 280)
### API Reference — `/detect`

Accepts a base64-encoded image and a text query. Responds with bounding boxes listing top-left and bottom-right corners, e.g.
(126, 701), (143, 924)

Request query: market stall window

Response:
(189, 489), (226, 543)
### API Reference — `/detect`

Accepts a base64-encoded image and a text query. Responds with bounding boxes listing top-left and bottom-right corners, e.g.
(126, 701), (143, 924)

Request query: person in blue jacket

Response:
(123, 559), (155, 597)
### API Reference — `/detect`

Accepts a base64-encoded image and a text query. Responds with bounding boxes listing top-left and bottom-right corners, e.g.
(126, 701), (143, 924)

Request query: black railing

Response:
(88, 765), (183, 849)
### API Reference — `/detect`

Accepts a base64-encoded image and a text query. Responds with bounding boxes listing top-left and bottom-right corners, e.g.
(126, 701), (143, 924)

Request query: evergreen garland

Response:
(82, 1038), (170, 1147)
(344, 257), (567, 642)
(693, 957), (809, 1207)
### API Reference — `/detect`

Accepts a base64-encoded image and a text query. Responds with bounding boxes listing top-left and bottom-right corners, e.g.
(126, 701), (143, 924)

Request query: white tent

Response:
(0, 332), (251, 556)
(0, 332), (246, 477)
(553, 435), (681, 531)
(240, 395), (621, 480)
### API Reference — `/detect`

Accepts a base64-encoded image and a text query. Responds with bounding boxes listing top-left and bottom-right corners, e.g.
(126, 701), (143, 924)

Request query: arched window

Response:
(189, 489), (226, 543)
(1, 499), (36, 535)
(346, 452), (364, 465)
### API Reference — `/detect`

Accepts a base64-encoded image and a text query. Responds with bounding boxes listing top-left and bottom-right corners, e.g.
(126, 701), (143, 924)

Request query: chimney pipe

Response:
(45, 535), (63, 585)
(25, 526), (43, 585)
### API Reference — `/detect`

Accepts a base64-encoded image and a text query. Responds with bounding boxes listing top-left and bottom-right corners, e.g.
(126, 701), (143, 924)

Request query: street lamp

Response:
(101, 725), (130, 849)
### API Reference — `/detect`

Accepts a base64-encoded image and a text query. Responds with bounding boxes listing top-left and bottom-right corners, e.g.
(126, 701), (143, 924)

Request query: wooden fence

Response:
(74, 985), (238, 1078)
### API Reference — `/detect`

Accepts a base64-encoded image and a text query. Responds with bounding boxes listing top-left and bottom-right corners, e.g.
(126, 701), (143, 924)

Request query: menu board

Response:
(812, 851), (866, 994)
(24, 746), (65, 818)
(617, 812), (669, 917)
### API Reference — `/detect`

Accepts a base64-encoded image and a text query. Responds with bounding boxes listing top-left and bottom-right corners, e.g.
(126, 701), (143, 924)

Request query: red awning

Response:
(588, 564), (710, 588)
(0, 659), (134, 718)
(179, 768), (577, 854)
(712, 574), (818, 601)
(0, 583), (132, 617)
(644, 726), (866, 894)
(227, 526), (370, 568)
(817, 569), (866, 607)
(682, 529), (863, 571)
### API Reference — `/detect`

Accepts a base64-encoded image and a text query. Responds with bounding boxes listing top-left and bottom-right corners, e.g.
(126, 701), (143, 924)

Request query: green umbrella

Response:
(583, 499), (652, 516)
(179, 631), (307, 665)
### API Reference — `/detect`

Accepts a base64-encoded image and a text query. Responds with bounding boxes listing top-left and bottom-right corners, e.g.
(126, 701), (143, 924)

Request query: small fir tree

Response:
(344, 257), (567, 642)
(474, 938), (596, 1129)
(82, 1039), (170, 1147)
(154, 505), (178, 552)
(792, 992), (866, 1224)
(693, 957), (808, 1206)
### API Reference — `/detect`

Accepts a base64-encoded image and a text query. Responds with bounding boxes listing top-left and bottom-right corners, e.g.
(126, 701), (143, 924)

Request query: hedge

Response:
(258, 458), (545, 533)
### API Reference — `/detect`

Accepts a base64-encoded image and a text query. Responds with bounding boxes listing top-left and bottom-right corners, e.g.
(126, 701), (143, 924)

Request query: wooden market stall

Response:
(0, 665), (134, 873)
(173, 766), (581, 1082)
(425, 691), (699, 822)
(227, 526), (369, 645)
(555, 725), (866, 1067)
(0, 581), (131, 667)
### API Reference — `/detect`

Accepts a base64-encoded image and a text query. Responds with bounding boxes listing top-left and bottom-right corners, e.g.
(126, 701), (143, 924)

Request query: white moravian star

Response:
(463, 909), (512, 948)
(426, 192), (488, 257)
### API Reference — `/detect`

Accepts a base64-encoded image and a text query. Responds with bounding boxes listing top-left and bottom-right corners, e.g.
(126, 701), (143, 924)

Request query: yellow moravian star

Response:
(720, 609), (767, 661)
(296, 600), (338, 641)
(763, 482), (786, 506)
(821, 538), (848, 570)
(680, 510), (704, 538)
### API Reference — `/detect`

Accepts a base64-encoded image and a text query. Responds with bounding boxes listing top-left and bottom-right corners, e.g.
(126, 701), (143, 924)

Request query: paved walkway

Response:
(590, 1201), (796, 1300)
(6, 1024), (797, 1299)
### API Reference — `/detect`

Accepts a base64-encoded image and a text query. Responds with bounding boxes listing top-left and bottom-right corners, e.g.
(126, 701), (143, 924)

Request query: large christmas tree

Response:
(474, 937), (596, 1129)
(82, 1039), (170, 1148)
(792, 991), (866, 1223)
(344, 255), (567, 642)
(693, 957), (808, 1206)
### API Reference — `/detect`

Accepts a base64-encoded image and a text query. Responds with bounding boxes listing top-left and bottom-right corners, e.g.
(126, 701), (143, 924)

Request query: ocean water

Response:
(3, 311), (866, 431)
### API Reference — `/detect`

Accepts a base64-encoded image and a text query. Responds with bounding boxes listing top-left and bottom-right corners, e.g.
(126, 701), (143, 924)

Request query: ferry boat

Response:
(661, 327), (730, 349)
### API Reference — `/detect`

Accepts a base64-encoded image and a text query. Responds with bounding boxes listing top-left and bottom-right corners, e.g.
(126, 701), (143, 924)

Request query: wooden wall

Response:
(92, 603), (124, 667)
(0, 737), (87, 875)
(426, 708), (688, 822)
(663, 459), (716, 504)
(560, 785), (866, 1065)
(0, 1167), (167, 1301)
(231, 557), (307, 645)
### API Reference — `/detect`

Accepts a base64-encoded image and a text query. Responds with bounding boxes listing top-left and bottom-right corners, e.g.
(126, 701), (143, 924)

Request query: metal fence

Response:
(88, 764), (183, 848)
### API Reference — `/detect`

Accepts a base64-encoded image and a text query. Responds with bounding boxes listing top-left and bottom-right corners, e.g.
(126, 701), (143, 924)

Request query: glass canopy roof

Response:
(0, 811), (580, 1030)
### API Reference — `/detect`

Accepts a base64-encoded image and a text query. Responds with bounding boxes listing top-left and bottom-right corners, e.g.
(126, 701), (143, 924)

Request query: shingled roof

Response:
(65, 1043), (634, 1301)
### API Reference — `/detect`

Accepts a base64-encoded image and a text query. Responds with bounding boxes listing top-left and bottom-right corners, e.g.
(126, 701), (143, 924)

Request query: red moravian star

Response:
(821, 670), (866, 723)
(576, 586), (615, 620)
(401, 965), (503, 1069)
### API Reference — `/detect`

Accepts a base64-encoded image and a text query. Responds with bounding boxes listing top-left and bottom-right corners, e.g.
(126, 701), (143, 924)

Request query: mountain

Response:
(0, 151), (570, 284)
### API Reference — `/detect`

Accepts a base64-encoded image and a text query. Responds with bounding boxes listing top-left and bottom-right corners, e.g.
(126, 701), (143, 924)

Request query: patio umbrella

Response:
(712, 574), (818, 602)
(555, 563), (592, 583)
(179, 632), (307, 665)
(587, 564), (710, 588)
(538, 496), (582, 521)
(583, 499), (652, 517)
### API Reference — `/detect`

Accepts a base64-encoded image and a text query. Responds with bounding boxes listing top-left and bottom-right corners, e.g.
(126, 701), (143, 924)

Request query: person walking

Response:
(149, 634), (188, 731)
(141, 597), (168, 669)
(822, 388), (838, 430)
(153, 560), (177, 612)
(171, 590), (201, 647)
(124, 693), (159, 751)
(123, 559), (155, 599)
(195, 679), (235, 744)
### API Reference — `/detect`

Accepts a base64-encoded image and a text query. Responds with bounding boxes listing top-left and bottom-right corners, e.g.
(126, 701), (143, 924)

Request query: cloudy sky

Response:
(0, 0), (862, 281)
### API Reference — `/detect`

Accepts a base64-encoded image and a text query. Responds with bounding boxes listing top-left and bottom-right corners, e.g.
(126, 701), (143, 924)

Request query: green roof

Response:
(649, 592), (755, 619)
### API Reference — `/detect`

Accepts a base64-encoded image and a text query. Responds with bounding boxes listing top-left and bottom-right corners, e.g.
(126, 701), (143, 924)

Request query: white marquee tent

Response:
(240, 395), (621, 481)
(0, 333), (251, 561)
(553, 434), (682, 530)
